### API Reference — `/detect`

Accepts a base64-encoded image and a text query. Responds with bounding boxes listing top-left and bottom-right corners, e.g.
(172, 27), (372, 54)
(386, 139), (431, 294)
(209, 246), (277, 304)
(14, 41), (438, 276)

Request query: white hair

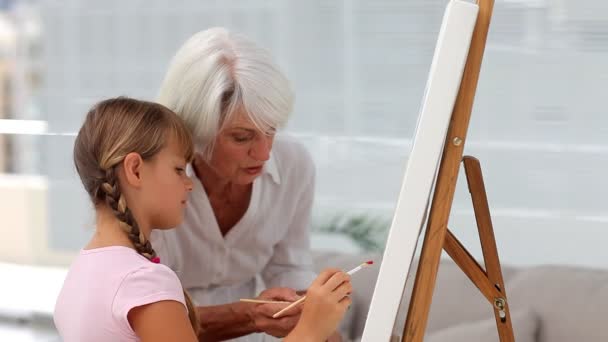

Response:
(157, 27), (294, 159)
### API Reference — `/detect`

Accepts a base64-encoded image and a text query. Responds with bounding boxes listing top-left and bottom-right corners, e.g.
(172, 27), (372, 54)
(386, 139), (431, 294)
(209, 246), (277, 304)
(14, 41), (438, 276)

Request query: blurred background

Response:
(0, 0), (606, 340)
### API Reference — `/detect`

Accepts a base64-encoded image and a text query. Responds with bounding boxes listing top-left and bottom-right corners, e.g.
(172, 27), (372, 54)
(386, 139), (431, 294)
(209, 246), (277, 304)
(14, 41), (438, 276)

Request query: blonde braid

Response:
(100, 167), (156, 260)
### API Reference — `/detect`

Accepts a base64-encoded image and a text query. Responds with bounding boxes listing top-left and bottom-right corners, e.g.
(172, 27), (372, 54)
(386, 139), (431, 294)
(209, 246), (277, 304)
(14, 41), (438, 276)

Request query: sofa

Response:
(312, 251), (608, 342)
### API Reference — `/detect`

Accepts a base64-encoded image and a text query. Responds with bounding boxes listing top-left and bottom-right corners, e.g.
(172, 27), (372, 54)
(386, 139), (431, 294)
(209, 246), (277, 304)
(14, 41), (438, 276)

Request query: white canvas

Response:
(360, 1), (479, 341)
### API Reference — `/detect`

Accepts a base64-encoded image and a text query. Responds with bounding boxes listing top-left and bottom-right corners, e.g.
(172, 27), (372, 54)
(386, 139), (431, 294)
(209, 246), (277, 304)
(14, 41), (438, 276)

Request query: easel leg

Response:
(463, 156), (514, 341)
(441, 156), (513, 341)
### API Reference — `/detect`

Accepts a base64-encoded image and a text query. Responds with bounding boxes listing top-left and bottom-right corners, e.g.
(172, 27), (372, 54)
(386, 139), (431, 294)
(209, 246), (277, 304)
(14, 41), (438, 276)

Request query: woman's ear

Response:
(122, 152), (143, 187)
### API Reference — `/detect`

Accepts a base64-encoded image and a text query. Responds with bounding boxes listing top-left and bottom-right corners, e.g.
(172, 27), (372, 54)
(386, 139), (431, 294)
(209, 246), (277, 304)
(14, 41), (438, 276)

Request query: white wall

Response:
(0, 0), (604, 269)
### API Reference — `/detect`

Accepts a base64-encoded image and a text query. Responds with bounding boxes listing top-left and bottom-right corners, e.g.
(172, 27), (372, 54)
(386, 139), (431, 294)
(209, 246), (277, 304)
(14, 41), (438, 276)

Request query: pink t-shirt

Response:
(54, 246), (186, 342)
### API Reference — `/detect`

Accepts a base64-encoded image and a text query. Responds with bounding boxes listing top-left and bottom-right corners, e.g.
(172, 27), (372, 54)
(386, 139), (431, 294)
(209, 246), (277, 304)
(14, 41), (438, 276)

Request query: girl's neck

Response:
(84, 205), (149, 251)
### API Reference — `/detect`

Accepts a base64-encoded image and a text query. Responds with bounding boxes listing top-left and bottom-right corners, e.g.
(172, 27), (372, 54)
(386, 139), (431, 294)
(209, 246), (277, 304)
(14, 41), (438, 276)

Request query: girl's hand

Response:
(287, 268), (352, 342)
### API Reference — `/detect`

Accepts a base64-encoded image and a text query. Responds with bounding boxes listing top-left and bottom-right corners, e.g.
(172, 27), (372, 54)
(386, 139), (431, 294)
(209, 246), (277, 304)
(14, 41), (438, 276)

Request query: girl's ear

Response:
(122, 152), (143, 187)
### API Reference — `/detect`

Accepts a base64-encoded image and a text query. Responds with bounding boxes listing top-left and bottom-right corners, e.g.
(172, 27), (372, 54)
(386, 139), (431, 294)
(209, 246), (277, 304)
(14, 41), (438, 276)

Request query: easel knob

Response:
(493, 297), (507, 322)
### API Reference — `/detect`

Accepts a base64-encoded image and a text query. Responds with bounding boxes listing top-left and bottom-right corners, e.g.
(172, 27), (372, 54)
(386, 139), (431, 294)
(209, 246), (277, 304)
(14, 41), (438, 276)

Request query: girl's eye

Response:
(175, 167), (185, 174)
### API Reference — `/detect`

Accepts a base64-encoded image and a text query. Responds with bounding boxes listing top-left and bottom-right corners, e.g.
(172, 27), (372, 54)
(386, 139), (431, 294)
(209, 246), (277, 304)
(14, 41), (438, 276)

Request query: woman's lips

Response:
(244, 166), (263, 175)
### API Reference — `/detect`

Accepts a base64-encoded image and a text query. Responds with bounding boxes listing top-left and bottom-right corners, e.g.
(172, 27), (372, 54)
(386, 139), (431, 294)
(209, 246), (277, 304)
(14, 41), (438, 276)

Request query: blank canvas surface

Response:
(360, 1), (479, 341)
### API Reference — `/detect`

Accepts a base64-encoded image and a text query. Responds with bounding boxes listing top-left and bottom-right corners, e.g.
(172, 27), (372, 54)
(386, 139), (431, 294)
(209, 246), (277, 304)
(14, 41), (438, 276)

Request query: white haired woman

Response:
(152, 28), (341, 342)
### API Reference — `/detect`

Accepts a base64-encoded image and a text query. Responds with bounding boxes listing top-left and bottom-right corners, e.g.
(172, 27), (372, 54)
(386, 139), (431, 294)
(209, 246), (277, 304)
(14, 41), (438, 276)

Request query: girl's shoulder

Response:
(112, 257), (185, 315)
(83, 247), (186, 326)
(73, 246), (183, 297)
(55, 246), (186, 341)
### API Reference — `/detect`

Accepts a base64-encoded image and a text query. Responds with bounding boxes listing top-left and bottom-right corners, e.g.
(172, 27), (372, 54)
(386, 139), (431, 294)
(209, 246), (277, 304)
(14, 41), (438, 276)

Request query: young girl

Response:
(53, 97), (352, 342)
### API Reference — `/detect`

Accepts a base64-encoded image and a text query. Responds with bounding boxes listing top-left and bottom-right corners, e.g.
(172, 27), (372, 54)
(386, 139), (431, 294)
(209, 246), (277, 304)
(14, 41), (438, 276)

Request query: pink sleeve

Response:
(112, 263), (186, 336)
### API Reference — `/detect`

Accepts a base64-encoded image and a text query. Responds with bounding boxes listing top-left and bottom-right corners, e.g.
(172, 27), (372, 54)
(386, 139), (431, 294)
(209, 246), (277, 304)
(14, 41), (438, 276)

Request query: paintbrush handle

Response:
(347, 265), (362, 275)
(240, 299), (291, 304)
(272, 295), (307, 318)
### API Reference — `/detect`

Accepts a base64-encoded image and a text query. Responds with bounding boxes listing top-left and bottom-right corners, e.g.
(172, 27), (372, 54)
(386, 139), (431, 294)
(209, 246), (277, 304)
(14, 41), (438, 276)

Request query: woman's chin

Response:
(236, 172), (261, 185)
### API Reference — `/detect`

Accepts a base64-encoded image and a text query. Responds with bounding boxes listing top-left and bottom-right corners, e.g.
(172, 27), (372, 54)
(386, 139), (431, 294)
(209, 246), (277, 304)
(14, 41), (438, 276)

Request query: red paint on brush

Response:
(365, 260), (374, 265)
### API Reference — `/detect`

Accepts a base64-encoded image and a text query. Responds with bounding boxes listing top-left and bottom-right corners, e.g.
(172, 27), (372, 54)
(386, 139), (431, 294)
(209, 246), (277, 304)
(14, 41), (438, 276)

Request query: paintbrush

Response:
(272, 260), (374, 319)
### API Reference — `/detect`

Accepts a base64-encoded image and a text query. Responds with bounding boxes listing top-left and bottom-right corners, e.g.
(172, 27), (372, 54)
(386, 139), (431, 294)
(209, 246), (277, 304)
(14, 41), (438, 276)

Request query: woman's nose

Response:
(249, 135), (273, 161)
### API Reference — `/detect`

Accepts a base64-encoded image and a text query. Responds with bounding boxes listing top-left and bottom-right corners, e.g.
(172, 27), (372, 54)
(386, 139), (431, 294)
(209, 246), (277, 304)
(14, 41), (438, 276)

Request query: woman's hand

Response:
(286, 268), (352, 342)
(249, 287), (302, 337)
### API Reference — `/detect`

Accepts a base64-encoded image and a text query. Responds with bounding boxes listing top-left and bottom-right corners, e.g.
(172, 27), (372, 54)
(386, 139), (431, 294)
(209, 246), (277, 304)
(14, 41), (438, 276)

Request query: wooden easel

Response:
(401, 0), (514, 341)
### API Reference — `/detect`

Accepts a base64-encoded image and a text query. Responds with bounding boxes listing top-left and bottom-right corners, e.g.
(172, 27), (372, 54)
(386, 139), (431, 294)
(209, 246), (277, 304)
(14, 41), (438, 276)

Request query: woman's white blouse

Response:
(151, 137), (316, 312)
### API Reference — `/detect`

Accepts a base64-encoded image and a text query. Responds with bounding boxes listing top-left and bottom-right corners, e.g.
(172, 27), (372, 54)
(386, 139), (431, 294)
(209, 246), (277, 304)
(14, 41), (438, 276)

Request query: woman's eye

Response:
(175, 167), (185, 174)
(233, 135), (252, 142)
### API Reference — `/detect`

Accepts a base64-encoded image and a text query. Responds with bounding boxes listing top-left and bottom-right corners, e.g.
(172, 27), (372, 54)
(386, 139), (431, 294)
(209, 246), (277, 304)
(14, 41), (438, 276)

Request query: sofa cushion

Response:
(424, 309), (538, 342)
(507, 265), (608, 342)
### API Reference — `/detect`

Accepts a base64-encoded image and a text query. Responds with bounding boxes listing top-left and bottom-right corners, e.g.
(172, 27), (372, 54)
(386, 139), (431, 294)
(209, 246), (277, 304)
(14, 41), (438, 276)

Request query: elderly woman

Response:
(152, 28), (336, 342)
